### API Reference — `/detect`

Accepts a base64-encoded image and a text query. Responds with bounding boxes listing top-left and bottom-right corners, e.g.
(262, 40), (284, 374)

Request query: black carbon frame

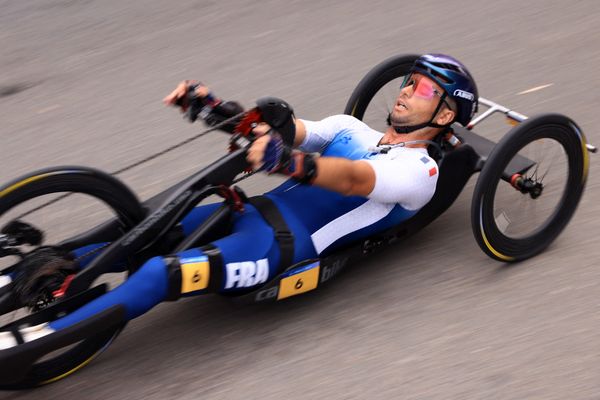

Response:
(66, 148), (249, 295)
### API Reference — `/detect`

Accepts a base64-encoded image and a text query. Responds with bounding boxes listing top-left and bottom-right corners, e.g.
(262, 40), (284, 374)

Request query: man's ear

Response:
(435, 108), (455, 126)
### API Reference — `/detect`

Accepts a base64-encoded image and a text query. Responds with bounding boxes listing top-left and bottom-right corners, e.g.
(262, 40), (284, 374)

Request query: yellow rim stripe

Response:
(479, 198), (515, 262)
(39, 334), (117, 385)
(39, 352), (99, 385)
(0, 173), (51, 199)
(481, 227), (514, 262)
(350, 101), (358, 117)
(570, 122), (590, 184)
(581, 136), (589, 183)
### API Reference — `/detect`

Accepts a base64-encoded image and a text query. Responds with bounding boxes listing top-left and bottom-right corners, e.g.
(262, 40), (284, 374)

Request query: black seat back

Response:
(409, 143), (480, 228)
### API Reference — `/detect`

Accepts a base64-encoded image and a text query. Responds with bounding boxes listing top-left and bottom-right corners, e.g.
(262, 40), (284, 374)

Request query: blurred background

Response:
(1, 0), (599, 398)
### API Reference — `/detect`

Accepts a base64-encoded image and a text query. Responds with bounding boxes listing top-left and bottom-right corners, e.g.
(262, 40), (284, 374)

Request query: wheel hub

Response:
(511, 174), (544, 199)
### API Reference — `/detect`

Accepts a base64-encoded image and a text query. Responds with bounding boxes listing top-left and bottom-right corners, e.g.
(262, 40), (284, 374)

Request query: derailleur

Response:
(11, 247), (78, 311)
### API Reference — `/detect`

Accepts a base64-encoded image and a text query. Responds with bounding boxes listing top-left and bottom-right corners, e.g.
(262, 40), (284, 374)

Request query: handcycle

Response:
(0, 54), (595, 389)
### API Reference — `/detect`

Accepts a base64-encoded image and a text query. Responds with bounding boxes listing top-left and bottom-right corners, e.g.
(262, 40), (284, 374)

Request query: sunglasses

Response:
(400, 74), (449, 103)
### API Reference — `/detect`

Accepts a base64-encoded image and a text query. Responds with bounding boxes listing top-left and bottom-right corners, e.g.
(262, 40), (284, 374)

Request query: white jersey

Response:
(300, 114), (438, 209)
(266, 114), (439, 255)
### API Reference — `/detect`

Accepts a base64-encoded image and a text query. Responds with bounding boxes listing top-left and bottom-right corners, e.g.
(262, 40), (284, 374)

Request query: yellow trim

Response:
(581, 136), (589, 183)
(39, 329), (119, 385)
(478, 198), (514, 262)
(481, 226), (514, 262)
(350, 102), (358, 117)
(570, 122), (590, 184)
(39, 350), (101, 385)
(0, 173), (50, 198)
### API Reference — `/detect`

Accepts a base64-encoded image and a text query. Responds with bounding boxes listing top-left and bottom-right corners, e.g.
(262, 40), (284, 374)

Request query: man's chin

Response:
(389, 112), (410, 126)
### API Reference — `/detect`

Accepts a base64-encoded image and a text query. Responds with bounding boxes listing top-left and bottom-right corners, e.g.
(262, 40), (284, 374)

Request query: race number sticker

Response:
(180, 256), (210, 293)
(277, 262), (320, 300)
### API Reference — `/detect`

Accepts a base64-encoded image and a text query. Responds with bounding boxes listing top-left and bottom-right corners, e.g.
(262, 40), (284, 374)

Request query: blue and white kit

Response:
(0, 115), (439, 346)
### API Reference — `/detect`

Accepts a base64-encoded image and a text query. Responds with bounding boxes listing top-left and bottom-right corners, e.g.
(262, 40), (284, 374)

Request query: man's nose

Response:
(399, 83), (413, 98)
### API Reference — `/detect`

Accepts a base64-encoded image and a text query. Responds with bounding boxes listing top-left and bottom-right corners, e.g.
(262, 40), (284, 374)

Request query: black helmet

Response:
(410, 53), (478, 126)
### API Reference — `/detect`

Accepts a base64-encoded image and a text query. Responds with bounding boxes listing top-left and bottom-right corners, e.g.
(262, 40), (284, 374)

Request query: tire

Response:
(1, 326), (125, 390)
(0, 166), (144, 226)
(0, 166), (144, 389)
(344, 54), (420, 125)
(471, 114), (589, 262)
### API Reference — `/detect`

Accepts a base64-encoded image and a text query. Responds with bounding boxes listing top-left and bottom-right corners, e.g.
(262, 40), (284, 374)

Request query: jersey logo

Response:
(332, 134), (352, 145)
(340, 134), (352, 144)
(225, 258), (269, 289)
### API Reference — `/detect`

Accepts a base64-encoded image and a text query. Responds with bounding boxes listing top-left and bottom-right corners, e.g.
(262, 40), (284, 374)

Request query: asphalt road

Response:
(1, 1), (600, 399)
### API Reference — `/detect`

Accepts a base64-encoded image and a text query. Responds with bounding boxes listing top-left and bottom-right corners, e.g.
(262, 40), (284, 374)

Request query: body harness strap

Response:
(247, 196), (295, 273)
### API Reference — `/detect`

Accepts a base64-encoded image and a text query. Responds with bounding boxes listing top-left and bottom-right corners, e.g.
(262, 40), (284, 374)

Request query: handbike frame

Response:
(1, 92), (593, 386)
(65, 148), (249, 295)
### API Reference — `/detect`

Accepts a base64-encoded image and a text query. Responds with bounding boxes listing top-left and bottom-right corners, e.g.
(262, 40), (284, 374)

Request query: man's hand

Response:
(162, 80), (211, 112)
(247, 133), (318, 183)
(246, 123), (281, 170)
(246, 134), (273, 171)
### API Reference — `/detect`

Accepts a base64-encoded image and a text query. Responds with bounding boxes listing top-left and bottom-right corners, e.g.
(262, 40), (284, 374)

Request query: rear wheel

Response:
(344, 54), (419, 129)
(471, 114), (589, 262)
(0, 166), (144, 389)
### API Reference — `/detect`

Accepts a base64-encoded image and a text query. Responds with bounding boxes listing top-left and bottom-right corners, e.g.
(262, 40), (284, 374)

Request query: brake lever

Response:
(0, 234), (24, 258)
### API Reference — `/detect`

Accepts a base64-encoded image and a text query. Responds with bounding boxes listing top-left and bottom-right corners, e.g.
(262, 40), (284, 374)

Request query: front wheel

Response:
(0, 166), (144, 389)
(471, 114), (589, 262)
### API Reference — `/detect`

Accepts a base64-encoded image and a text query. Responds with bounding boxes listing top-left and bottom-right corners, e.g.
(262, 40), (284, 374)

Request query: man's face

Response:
(389, 73), (446, 126)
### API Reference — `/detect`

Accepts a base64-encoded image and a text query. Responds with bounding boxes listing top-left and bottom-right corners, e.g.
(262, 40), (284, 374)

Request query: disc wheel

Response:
(471, 114), (589, 262)
(344, 54), (419, 127)
(0, 166), (144, 389)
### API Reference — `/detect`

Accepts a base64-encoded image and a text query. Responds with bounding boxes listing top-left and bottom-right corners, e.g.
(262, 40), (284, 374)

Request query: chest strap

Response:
(247, 196), (295, 272)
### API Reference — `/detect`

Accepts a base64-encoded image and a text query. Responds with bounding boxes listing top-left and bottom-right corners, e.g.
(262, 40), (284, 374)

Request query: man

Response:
(1, 54), (478, 347)
(161, 52), (477, 260)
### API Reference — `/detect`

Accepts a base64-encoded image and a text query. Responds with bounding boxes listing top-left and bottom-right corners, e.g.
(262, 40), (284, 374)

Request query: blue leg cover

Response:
(50, 256), (169, 330)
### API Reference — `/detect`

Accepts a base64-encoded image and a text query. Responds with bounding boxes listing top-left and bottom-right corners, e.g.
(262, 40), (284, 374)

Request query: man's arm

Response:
(165, 81), (308, 145)
(293, 119), (307, 148)
(247, 134), (375, 197)
(311, 157), (375, 196)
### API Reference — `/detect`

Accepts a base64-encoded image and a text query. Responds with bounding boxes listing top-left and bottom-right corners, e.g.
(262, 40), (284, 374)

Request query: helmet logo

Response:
(453, 89), (474, 101)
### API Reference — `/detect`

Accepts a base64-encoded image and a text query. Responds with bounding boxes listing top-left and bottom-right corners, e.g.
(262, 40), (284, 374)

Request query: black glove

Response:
(180, 83), (245, 132)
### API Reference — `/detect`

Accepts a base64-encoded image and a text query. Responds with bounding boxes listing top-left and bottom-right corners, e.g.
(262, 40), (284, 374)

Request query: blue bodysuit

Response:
(43, 115), (439, 334)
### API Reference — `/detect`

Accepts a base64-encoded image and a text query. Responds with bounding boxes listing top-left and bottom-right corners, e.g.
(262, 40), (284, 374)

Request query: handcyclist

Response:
(1, 54), (478, 347)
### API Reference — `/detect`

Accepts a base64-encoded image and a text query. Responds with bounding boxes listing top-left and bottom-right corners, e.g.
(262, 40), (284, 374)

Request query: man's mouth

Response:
(395, 101), (408, 111)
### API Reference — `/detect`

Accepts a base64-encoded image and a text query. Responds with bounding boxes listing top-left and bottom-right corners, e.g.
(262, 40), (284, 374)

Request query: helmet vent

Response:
(432, 62), (464, 74)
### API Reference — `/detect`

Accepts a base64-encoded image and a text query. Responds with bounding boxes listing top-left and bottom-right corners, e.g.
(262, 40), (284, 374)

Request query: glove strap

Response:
(262, 138), (317, 184)
(280, 151), (318, 184)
